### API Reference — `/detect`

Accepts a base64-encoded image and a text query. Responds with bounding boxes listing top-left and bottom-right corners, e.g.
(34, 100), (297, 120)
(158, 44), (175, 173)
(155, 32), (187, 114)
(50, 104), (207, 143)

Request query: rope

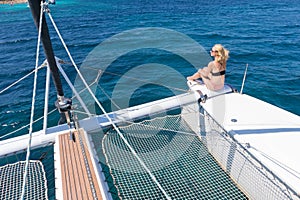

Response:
(0, 63), (45, 95)
(83, 70), (123, 110)
(20, 1), (44, 199)
(92, 67), (190, 112)
(47, 12), (171, 199)
(0, 108), (57, 140)
(55, 58), (92, 116)
(116, 114), (198, 137)
(86, 66), (189, 93)
(95, 83), (122, 111)
(0, 67), (100, 140)
(250, 146), (300, 180)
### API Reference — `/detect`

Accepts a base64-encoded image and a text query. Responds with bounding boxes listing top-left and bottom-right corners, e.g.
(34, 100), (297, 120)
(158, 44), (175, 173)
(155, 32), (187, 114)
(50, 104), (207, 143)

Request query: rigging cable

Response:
(250, 146), (300, 180)
(20, 1), (44, 199)
(85, 66), (189, 93)
(0, 67), (100, 140)
(0, 63), (46, 95)
(47, 12), (172, 200)
(0, 108), (56, 140)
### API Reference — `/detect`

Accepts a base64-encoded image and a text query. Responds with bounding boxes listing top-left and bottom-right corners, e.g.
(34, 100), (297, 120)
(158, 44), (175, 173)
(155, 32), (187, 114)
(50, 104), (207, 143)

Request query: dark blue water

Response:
(1, 0), (300, 137)
(0, 0), (300, 199)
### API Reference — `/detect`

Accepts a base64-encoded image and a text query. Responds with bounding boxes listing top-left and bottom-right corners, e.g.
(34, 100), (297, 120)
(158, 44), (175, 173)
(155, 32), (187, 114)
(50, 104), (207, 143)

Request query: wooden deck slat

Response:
(57, 130), (103, 200)
(74, 132), (89, 199)
(67, 133), (79, 199)
(74, 133), (84, 199)
(80, 131), (103, 199)
(74, 133), (89, 200)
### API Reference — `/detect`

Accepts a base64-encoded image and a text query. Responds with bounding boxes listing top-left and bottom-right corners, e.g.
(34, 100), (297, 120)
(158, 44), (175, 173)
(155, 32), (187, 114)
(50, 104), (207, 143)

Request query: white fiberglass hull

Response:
(0, 92), (196, 157)
(186, 80), (300, 196)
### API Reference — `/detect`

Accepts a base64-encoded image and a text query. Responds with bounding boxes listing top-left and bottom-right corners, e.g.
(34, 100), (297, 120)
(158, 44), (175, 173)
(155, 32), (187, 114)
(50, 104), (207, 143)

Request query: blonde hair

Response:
(213, 44), (229, 65)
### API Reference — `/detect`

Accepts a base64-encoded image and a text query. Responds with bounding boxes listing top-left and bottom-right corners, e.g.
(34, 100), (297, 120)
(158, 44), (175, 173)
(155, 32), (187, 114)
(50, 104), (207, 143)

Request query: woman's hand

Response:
(187, 76), (194, 81)
(187, 72), (201, 81)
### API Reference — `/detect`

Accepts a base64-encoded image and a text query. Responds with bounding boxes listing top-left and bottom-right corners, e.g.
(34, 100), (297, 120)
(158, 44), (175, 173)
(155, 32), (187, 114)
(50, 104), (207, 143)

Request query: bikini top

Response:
(209, 61), (226, 76)
(211, 70), (226, 76)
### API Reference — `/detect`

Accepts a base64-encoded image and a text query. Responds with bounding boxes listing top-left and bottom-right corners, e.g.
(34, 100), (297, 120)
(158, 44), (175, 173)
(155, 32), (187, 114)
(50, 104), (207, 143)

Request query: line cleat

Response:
(56, 96), (72, 113)
(199, 94), (208, 103)
(195, 89), (208, 103)
(55, 96), (75, 141)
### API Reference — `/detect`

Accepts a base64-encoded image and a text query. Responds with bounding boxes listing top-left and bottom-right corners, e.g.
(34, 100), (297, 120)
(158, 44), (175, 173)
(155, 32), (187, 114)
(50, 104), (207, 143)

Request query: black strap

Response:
(211, 70), (226, 76)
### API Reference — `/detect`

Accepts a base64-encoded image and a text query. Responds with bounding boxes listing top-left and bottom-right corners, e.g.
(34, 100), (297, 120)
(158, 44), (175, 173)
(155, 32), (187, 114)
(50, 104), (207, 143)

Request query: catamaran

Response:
(1, 0), (300, 199)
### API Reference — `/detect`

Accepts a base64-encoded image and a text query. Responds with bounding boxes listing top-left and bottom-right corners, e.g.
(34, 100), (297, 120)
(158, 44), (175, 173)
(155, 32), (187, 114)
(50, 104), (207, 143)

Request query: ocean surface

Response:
(0, 0), (300, 198)
(1, 0), (300, 136)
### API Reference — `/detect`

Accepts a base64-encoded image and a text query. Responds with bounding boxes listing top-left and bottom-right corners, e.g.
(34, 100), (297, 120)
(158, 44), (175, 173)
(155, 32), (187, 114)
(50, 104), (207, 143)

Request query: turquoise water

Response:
(1, 0), (300, 136)
(0, 0), (300, 198)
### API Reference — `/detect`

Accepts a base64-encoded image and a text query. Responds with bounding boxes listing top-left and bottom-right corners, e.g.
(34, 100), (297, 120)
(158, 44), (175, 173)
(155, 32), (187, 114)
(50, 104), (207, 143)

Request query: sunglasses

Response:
(210, 49), (218, 53)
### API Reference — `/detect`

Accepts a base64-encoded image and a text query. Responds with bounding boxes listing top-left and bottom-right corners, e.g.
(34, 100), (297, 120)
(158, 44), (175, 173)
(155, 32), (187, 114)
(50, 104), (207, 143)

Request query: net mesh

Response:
(0, 160), (48, 200)
(102, 115), (247, 199)
(200, 110), (299, 200)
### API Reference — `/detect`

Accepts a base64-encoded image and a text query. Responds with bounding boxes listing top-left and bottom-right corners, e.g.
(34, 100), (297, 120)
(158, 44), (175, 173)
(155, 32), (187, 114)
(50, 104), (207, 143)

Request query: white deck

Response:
(189, 80), (300, 195)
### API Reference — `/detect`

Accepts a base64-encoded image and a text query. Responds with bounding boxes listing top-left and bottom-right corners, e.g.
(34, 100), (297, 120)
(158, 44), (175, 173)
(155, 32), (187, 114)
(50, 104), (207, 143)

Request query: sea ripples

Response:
(1, 0), (300, 138)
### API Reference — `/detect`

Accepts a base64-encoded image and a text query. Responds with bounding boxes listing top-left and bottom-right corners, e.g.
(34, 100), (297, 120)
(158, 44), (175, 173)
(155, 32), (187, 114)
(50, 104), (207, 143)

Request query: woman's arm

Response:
(187, 71), (201, 81)
(187, 62), (214, 81)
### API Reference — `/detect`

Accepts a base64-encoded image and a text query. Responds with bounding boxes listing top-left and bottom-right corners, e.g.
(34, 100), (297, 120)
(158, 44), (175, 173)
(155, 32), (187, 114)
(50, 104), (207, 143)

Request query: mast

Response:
(28, 0), (73, 126)
(28, 0), (63, 97)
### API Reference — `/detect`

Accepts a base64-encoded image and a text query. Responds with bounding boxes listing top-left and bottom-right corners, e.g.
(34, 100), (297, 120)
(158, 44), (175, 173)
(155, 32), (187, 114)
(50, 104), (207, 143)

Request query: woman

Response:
(187, 44), (229, 91)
